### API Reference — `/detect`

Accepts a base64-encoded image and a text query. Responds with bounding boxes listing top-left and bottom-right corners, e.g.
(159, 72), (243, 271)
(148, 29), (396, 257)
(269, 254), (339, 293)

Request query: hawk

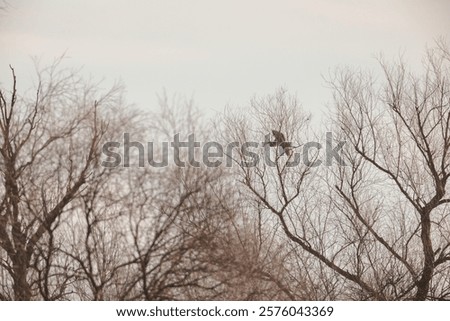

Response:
(264, 130), (293, 156)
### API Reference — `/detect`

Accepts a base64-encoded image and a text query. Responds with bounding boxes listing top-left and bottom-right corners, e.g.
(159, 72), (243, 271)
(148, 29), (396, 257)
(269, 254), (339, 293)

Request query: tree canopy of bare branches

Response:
(221, 42), (450, 300)
(1, 42), (449, 301)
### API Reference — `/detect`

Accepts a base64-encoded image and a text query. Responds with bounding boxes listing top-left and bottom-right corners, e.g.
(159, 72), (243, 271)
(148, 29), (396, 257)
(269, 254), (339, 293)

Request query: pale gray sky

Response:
(1, 0), (449, 115)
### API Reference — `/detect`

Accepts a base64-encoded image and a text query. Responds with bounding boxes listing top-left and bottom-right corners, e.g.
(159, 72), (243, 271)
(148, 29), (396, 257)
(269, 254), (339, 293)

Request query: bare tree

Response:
(0, 60), (130, 300)
(329, 41), (450, 300)
(220, 89), (338, 300)
(221, 57), (450, 300)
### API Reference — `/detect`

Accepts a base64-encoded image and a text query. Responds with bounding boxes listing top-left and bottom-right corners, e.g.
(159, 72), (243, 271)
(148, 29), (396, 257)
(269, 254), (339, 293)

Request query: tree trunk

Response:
(415, 212), (434, 300)
(12, 254), (32, 300)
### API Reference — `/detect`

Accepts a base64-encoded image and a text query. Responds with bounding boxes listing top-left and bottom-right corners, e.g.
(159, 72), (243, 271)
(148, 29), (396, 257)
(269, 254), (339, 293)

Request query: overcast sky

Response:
(1, 0), (449, 117)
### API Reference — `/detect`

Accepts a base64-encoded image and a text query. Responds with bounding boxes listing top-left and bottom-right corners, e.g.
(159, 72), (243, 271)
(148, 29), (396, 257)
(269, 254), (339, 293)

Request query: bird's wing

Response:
(272, 130), (286, 143)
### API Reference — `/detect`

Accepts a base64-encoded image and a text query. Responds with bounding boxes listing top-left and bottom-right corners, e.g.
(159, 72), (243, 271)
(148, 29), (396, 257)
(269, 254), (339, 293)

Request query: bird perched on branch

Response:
(264, 130), (293, 156)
